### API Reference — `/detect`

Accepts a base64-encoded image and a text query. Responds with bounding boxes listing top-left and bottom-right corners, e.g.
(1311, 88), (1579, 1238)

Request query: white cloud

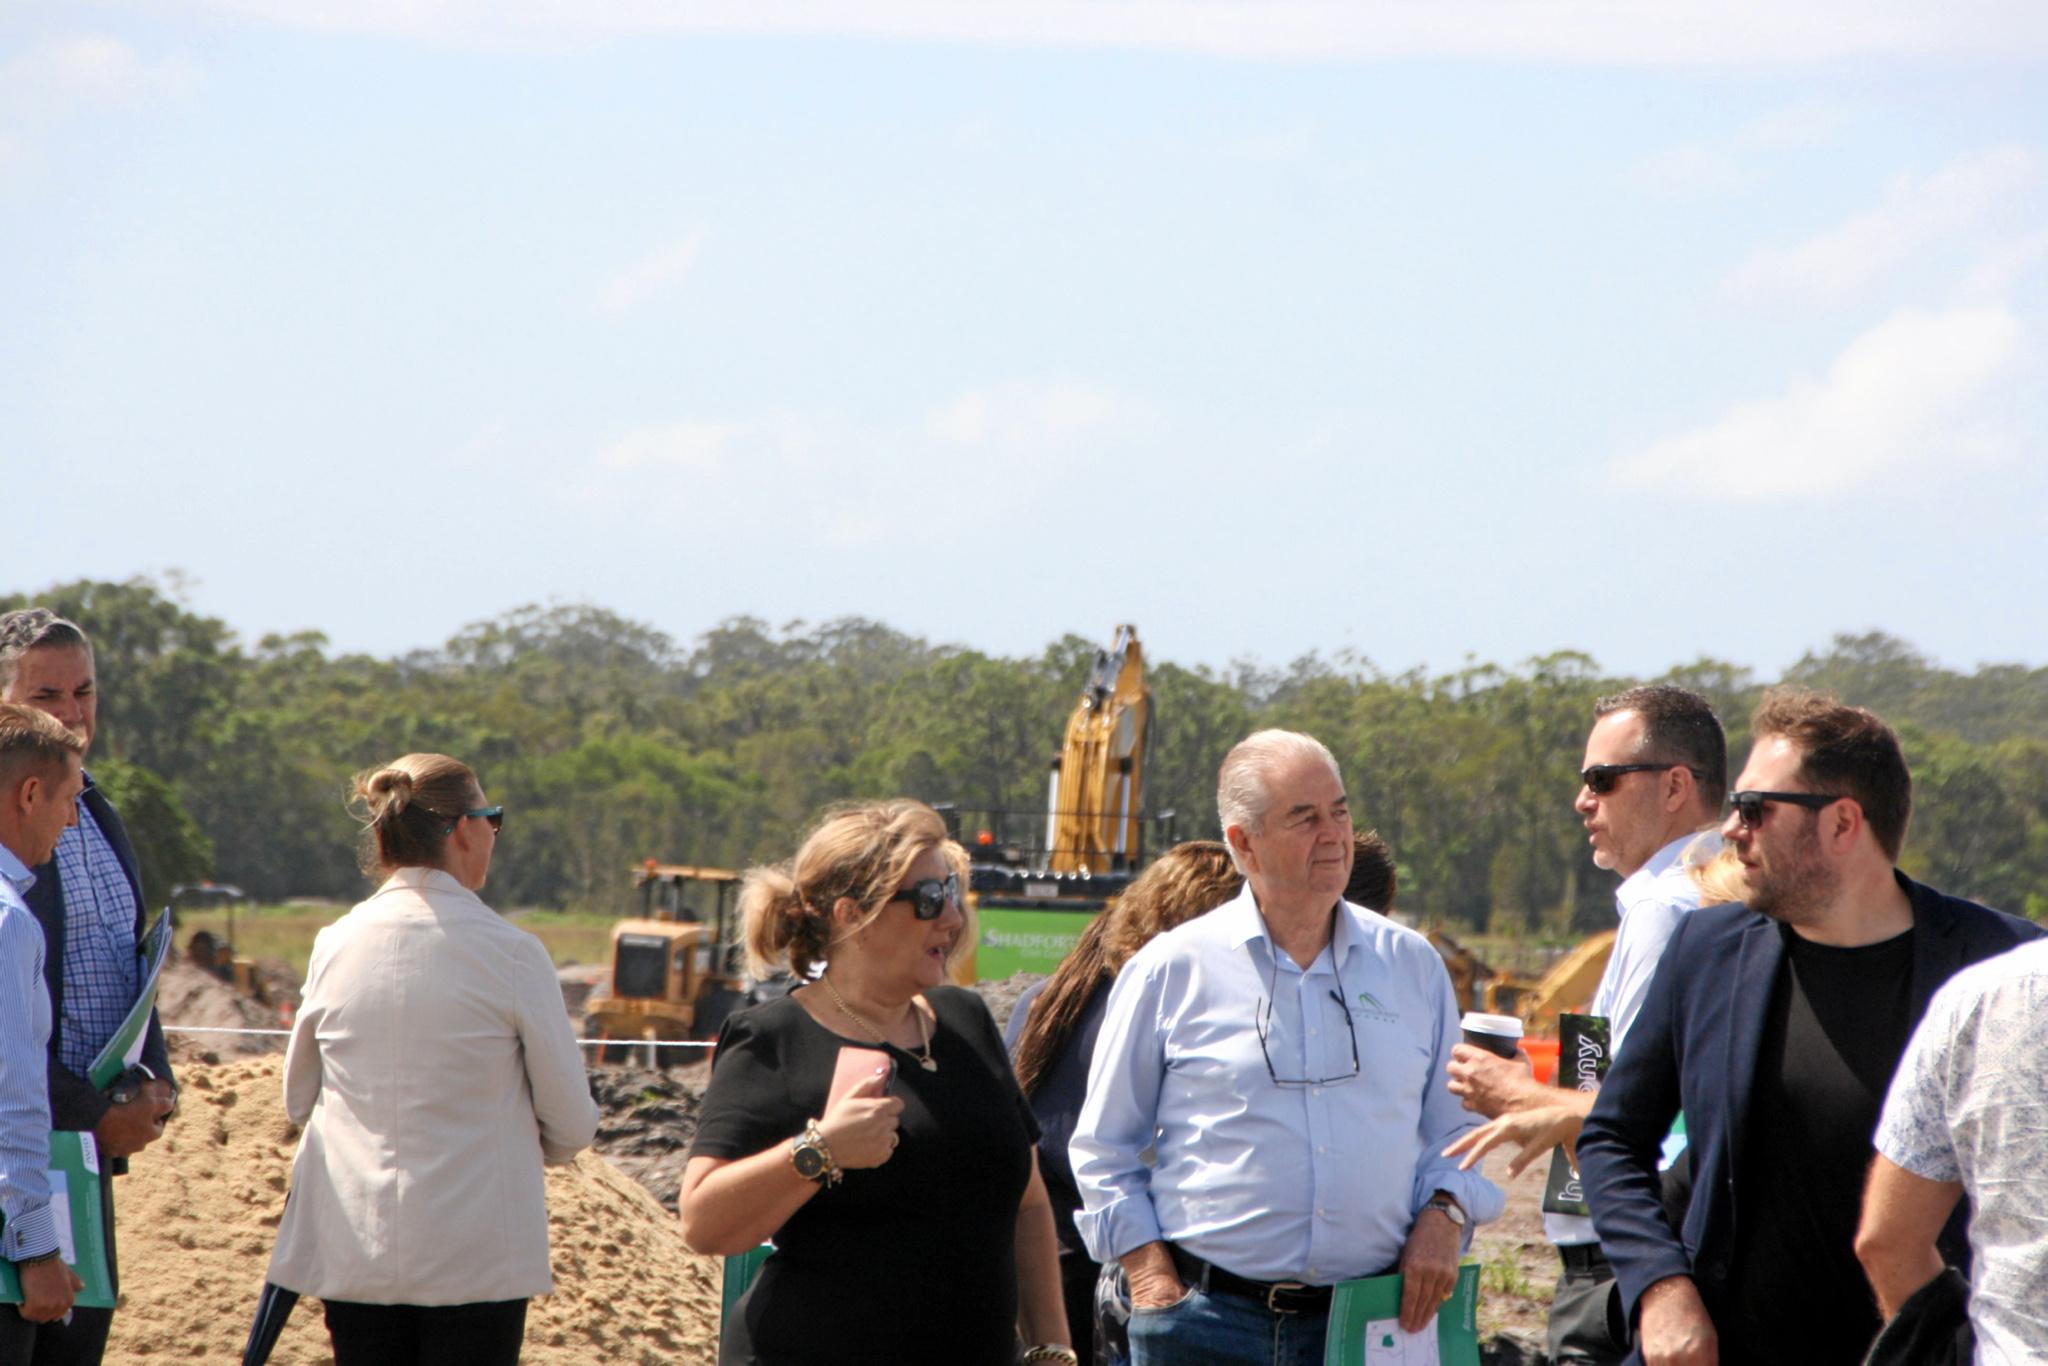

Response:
(1611, 306), (2028, 499)
(0, 37), (199, 178)
(1722, 146), (2038, 304)
(0, 36), (199, 106)
(1961, 228), (2048, 297)
(598, 380), (1154, 547)
(599, 233), (706, 316)
(599, 419), (747, 473)
(1635, 102), (1849, 200)
(179, 0), (2048, 64)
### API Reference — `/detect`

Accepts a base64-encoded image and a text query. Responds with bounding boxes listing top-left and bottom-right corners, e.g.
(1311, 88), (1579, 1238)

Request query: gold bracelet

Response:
(1020, 1347), (1079, 1365)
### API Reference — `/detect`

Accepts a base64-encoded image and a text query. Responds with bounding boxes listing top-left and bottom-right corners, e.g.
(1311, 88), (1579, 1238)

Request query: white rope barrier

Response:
(164, 1025), (715, 1050)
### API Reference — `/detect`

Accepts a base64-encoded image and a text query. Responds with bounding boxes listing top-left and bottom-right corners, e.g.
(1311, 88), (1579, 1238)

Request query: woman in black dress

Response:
(679, 799), (1075, 1366)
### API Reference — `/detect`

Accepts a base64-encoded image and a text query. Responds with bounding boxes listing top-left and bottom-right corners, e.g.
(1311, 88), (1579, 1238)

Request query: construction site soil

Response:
(135, 962), (1548, 1363)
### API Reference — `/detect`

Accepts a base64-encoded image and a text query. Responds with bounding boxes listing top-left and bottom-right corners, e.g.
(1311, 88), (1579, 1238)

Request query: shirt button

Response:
(1311, 1086), (1322, 1096)
(1318, 1146), (1327, 1155)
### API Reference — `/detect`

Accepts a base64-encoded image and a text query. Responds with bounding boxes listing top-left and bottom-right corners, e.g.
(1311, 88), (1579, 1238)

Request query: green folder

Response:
(0, 1131), (117, 1309)
(1323, 1258), (1481, 1366)
(88, 908), (172, 1090)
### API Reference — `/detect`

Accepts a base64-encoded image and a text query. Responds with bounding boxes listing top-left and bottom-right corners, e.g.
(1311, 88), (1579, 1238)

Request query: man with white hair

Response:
(1071, 729), (1501, 1366)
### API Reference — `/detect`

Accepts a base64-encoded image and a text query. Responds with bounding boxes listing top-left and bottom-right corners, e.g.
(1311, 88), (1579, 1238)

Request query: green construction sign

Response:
(974, 904), (1103, 978)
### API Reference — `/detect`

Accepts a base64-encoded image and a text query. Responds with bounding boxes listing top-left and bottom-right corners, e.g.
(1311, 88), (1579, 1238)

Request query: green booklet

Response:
(1323, 1258), (1481, 1366)
(0, 1130), (117, 1309)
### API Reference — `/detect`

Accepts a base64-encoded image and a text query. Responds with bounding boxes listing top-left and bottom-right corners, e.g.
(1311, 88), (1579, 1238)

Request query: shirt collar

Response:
(1618, 829), (1720, 908)
(0, 841), (32, 898)
(1217, 883), (1360, 969)
(376, 865), (478, 901)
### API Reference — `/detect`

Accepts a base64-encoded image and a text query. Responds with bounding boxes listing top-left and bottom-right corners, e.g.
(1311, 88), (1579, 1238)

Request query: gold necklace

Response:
(821, 974), (937, 1072)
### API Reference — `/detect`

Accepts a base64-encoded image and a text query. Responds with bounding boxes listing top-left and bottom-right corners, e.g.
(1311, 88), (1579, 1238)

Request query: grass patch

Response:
(172, 903), (623, 977)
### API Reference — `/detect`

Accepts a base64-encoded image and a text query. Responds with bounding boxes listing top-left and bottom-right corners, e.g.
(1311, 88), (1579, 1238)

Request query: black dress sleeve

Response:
(688, 1003), (807, 1162)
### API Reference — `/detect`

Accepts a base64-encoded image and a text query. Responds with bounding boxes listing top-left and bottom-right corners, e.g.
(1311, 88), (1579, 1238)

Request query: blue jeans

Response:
(1127, 1286), (1329, 1366)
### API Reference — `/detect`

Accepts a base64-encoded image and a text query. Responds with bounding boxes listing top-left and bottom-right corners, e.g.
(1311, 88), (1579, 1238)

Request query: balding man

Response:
(1071, 729), (1501, 1366)
(0, 610), (176, 1366)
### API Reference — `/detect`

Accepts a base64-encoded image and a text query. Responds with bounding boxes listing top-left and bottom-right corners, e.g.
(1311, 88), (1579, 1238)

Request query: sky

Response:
(5, 1), (2046, 682)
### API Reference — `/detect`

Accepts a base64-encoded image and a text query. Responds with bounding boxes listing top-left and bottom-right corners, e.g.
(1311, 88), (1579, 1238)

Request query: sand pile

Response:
(108, 1054), (725, 1364)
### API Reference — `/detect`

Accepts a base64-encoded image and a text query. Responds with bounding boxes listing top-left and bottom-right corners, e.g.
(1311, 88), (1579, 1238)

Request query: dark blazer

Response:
(23, 775), (174, 1134)
(1578, 872), (2041, 1356)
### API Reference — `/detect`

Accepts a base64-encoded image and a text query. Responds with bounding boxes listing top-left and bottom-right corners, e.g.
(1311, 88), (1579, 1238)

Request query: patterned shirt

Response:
(1875, 938), (2048, 1365)
(50, 787), (140, 1078)
(0, 843), (59, 1261)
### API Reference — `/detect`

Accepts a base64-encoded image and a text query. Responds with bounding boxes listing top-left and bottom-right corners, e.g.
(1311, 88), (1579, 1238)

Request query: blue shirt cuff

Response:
(2, 1202), (59, 1263)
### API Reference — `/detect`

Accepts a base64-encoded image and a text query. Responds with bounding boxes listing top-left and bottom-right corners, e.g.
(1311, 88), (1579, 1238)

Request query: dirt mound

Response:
(157, 959), (290, 1061)
(109, 1054), (724, 1364)
(587, 1063), (708, 1213)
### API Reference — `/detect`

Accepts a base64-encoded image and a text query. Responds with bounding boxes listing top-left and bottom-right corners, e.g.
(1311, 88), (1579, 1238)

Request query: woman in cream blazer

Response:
(268, 753), (599, 1366)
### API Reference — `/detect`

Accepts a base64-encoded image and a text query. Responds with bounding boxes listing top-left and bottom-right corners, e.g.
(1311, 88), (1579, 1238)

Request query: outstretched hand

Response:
(1442, 1101), (1582, 1178)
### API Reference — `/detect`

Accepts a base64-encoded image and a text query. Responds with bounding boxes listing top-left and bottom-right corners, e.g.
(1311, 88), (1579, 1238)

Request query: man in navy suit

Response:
(1577, 690), (2040, 1366)
(0, 610), (176, 1366)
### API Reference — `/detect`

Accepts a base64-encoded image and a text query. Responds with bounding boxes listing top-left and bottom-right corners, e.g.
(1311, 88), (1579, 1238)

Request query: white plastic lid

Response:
(1460, 1011), (1524, 1037)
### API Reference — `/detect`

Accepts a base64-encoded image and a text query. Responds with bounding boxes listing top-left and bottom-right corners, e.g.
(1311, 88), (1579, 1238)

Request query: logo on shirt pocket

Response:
(1353, 991), (1399, 1025)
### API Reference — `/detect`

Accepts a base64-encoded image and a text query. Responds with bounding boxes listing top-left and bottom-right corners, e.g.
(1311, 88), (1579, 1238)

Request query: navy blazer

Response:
(23, 775), (174, 1134)
(1577, 872), (2041, 1354)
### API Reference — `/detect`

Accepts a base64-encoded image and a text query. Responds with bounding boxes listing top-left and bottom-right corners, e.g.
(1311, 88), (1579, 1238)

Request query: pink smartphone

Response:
(826, 1046), (895, 1111)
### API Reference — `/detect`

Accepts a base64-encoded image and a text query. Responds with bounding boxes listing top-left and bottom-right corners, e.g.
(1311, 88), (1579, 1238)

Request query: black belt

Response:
(1559, 1242), (1611, 1274)
(1168, 1245), (1333, 1315)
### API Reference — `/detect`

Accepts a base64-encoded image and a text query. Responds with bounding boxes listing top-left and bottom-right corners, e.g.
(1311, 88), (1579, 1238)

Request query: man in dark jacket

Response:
(1577, 689), (2040, 1366)
(0, 610), (176, 1366)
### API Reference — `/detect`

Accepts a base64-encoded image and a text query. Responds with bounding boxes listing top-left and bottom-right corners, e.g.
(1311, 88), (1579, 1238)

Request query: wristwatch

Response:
(1423, 1195), (1467, 1228)
(789, 1120), (841, 1187)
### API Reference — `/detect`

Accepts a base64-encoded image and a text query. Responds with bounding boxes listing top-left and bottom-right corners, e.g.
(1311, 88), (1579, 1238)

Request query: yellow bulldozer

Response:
(585, 862), (752, 1066)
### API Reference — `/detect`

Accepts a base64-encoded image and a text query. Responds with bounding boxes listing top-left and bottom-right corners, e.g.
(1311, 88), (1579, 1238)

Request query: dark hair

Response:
(1749, 689), (1911, 859)
(0, 610), (93, 693)
(1595, 685), (1727, 811)
(0, 701), (85, 789)
(349, 753), (481, 876)
(739, 799), (969, 981)
(1345, 829), (1398, 909)
(1011, 840), (1241, 1098)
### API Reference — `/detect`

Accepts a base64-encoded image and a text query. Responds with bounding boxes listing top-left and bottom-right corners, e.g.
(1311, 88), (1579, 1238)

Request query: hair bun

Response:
(363, 767), (415, 817)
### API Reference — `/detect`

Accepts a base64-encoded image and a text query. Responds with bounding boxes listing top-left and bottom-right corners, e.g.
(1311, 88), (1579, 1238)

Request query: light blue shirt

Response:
(1071, 886), (1503, 1284)
(1549, 829), (1718, 1246)
(0, 841), (59, 1262)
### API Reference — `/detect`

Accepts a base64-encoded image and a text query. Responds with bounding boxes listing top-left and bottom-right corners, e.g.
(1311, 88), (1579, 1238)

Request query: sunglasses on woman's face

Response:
(889, 872), (961, 920)
(463, 805), (505, 832)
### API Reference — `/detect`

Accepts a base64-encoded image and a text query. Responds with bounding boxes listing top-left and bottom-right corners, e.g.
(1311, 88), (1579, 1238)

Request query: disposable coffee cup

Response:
(1461, 1011), (1523, 1059)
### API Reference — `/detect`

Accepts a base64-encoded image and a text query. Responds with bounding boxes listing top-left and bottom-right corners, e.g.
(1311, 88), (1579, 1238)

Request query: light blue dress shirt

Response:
(0, 841), (59, 1263)
(1071, 886), (1503, 1284)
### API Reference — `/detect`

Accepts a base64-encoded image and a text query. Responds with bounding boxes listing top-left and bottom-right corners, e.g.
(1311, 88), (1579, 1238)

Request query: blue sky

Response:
(5, 3), (2046, 680)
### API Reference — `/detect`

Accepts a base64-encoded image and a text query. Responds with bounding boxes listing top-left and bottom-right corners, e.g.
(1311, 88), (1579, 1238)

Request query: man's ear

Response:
(1825, 798), (1865, 855)
(1225, 824), (1258, 874)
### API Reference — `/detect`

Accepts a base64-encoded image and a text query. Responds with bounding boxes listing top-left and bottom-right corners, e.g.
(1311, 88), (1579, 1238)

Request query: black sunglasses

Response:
(463, 805), (505, 832)
(1580, 762), (1705, 796)
(889, 872), (960, 921)
(1727, 790), (1840, 830)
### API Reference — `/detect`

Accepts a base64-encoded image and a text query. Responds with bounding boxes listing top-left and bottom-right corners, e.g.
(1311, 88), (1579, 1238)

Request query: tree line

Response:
(7, 577), (2046, 932)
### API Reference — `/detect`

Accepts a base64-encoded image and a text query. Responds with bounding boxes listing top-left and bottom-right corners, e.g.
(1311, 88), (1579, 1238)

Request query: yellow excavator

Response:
(1426, 925), (1616, 1038)
(949, 624), (1169, 982)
